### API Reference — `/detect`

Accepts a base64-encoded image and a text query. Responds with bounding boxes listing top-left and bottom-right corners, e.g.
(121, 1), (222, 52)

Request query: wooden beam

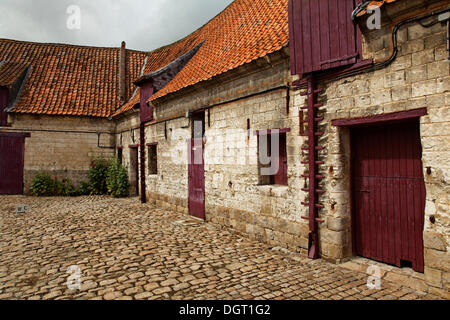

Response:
(331, 108), (428, 127)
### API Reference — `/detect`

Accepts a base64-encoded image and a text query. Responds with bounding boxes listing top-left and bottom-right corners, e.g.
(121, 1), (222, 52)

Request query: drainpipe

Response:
(140, 122), (146, 204)
(300, 75), (325, 259)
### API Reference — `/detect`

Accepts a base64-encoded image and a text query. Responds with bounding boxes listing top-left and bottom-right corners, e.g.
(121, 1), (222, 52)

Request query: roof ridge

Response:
(0, 38), (148, 53)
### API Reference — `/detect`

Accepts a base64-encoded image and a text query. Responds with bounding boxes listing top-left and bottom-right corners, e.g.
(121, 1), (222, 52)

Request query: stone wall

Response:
(115, 110), (141, 195)
(133, 52), (313, 254)
(4, 113), (115, 193)
(313, 12), (449, 296)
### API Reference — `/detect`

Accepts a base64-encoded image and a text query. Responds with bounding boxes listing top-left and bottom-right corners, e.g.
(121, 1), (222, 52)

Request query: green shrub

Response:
(106, 158), (130, 198)
(31, 173), (81, 197)
(88, 158), (109, 195)
(78, 181), (91, 196)
(31, 172), (55, 197)
(60, 179), (79, 197)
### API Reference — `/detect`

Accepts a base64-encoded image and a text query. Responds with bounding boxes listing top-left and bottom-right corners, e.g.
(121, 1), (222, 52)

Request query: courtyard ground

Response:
(0, 196), (440, 300)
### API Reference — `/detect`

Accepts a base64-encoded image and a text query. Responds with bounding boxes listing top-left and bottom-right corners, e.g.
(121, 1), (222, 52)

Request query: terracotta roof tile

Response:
(0, 61), (29, 87)
(114, 0), (289, 117)
(0, 39), (147, 118)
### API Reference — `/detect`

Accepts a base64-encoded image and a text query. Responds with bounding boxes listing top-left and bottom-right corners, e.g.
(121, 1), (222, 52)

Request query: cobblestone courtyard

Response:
(0, 196), (440, 300)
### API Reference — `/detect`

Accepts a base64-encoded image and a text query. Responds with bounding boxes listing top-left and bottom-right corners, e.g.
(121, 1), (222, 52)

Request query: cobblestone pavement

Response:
(0, 196), (440, 300)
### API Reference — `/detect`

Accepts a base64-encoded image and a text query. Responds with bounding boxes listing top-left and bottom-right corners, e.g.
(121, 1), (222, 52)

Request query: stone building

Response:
(0, 0), (448, 297)
(0, 40), (147, 192)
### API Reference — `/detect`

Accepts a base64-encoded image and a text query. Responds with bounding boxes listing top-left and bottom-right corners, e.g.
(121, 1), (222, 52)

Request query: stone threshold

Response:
(338, 257), (446, 299)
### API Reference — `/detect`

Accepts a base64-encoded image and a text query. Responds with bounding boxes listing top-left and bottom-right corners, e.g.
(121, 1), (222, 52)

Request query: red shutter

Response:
(274, 133), (288, 186)
(0, 86), (8, 126)
(140, 81), (154, 123)
(289, 0), (359, 76)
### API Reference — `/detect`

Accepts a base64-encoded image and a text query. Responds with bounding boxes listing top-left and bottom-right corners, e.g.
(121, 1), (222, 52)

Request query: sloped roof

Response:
(114, 0), (289, 117)
(0, 61), (29, 87)
(0, 39), (147, 118)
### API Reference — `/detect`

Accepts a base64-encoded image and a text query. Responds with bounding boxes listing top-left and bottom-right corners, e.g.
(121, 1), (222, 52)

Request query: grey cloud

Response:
(0, 0), (233, 51)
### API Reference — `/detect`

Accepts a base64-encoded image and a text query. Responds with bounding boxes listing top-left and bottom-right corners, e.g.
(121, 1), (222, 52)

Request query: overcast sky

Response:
(0, 0), (234, 51)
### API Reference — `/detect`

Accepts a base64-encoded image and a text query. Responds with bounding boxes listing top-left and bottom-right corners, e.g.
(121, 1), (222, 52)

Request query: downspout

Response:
(300, 75), (324, 259)
(325, 7), (450, 84)
(140, 122), (146, 204)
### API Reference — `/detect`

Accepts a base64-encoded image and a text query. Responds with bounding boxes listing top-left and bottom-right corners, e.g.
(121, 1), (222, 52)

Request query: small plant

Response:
(31, 172), (55, 197)
(61, 179), (79, 197)
(106, 158), (130, 198)
(31, 173), (82, 197)
(88, 158), (109, 195)
(78, 181), (91, 196)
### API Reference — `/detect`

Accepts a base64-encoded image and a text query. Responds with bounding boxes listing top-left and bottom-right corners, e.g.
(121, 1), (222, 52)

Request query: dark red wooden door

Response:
(0, 136), (26, 195)
(188, 138), (205, 220)
(352, 120), (425, 272)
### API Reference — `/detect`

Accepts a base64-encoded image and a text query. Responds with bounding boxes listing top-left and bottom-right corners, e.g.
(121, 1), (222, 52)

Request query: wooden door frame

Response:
(333, 108), (428, 257)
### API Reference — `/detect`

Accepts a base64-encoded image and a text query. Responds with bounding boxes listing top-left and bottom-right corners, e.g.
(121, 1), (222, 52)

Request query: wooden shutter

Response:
(274, 133), (288, 186)
(289, 0), (360, 76)
(140, 81), (154, 123)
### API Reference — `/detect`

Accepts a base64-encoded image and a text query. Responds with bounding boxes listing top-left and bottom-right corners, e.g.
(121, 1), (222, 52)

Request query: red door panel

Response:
(352, 120), (425, 273)
(188, 138), (205, 220)
(274, 133), (288, 186)
(0, 136), (25, 195)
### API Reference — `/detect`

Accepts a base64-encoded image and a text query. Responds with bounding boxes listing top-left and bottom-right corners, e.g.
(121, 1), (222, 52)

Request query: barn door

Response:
(0, 135), (26, 195)
(188, 112), (205, 220)
(352, 120), (425, 273)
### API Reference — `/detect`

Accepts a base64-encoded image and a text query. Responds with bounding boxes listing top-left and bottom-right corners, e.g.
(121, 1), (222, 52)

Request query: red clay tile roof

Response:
(0, 39), (147, 118)
(114, 0), (289, 117)
(0, 61), (29, 87)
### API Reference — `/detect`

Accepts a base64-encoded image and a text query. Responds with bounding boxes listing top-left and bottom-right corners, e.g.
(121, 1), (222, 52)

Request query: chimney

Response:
(119, 41), (128, 103)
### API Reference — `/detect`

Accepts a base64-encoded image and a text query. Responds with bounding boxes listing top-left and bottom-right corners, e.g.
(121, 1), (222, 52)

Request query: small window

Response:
(117, 148), (123, 165)
(257, 131), (288, 186)
(148, 144), (157, 175)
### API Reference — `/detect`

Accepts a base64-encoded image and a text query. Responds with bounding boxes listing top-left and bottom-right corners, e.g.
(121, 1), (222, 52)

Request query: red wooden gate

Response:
(188, 137), (205, 220)
(352, 120), (425, 272)
(0, 133), (28, 195)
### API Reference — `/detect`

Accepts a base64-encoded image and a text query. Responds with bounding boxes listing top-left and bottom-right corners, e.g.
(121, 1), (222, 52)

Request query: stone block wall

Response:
(115, 110), (141, 195)
(136, 53), (313, 253)
(5, 113), (115, 193)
